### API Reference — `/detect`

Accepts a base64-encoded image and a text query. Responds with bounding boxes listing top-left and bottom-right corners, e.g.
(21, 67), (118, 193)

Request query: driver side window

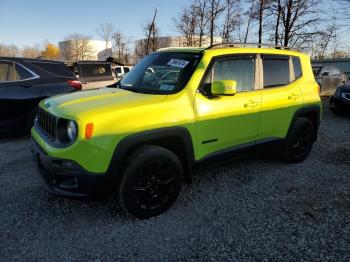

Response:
(207, 56), (256, 92)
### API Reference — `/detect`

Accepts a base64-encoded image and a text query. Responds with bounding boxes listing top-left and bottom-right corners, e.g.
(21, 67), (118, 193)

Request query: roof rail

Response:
(206, 42), (298, 52)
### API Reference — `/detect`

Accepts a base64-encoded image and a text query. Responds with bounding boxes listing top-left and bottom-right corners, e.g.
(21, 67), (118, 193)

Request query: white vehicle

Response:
(114, 65), (133, 79)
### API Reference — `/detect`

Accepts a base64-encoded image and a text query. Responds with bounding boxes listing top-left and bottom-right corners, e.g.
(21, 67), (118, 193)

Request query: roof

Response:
(0, 56), (64, 63)
(156, 45), (304, 56)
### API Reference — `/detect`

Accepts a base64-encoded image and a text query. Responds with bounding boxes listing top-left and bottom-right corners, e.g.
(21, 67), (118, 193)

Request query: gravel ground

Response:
(0, 98), (349, 261)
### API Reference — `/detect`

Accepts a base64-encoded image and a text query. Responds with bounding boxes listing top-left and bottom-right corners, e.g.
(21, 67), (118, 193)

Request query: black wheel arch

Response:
(287, 105), (321, 141)
(108, 126), (195, 184)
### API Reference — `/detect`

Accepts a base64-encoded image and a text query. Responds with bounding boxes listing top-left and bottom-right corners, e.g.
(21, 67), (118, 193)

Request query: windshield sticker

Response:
(166, 59), (190, 68)
(159, 85), (175, 91)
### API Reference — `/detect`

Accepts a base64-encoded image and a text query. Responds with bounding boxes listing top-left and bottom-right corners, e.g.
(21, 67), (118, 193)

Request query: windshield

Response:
(119, 52), (202, 94)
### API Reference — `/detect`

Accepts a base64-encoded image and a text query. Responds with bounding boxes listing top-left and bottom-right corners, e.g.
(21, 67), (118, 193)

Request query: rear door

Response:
(0, 60), (41, 121)
(27, 61), (76, 97)
(257, 55), (303, 141)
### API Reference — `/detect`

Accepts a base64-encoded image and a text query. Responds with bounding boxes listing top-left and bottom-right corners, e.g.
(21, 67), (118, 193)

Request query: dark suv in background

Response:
(0, 57), (81, 132)
(67, 61), (115, 90)
(312, 64), (346, 94)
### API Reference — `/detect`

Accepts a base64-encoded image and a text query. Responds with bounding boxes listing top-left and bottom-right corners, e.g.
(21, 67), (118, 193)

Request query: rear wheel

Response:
(329, 99), (341, 115)
(280, 117), (315, 163)
(117, 145), (183, 219)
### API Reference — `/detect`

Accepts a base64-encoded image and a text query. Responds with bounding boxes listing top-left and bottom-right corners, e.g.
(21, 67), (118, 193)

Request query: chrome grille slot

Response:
(37, 107), (57, 141)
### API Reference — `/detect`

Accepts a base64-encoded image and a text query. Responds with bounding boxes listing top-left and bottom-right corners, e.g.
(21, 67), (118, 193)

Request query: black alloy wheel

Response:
(282, 117), (315, 163)
(133, 159), (179, 211)
(118, 145), (183, 219)
(290, 120), (314, 162)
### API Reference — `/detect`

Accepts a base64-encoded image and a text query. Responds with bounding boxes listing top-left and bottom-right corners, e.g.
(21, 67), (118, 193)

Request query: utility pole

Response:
(146, 9), (157, 55)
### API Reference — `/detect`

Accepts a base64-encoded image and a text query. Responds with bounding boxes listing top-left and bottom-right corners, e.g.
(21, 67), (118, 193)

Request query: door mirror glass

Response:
(211, 80), (237, 95)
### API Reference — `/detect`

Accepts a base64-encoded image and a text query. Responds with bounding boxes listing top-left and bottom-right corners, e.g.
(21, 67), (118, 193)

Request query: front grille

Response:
(37, 107), (57, 141)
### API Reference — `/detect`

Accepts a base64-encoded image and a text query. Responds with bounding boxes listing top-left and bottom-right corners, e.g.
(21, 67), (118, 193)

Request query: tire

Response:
(117, 145), (183, 219)
(329, 99), (341, 115)
(280, 117), (315, 163)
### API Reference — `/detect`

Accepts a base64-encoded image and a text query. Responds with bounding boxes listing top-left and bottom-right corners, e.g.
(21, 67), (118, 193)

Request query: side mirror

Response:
(211, 80), (237, 96)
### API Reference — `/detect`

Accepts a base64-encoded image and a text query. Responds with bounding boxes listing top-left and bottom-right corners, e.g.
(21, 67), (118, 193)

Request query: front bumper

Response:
(330, 95), (350, 112)
(31, 138), (113, 199)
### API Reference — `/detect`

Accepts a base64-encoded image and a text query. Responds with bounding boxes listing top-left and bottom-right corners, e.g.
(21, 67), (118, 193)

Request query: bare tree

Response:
(272, 0), (283, 45)
(0, 44), (20, 57)
(207, 0), (225, 46)
(279, 0), (322, 47)
(243, 0), (257, 43)
(221, 0), (241, 43)
(112, 31), (131, 64)
(245, 0), (272, 44)
(173, 5), (198, 46)
(194, 0), (209, 47)
(61, 33), (94, 61)
(96, 23), (114, 59)
(22, 44), (42, 58)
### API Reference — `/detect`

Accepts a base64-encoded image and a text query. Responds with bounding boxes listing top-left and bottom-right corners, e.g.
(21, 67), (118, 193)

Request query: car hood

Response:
(339, 84), (350, 92)
(42, 87), (167, 119)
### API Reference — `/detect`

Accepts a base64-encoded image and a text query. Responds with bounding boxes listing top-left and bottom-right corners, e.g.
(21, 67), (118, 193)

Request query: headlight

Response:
(67, 120), (78, 142)
(57, 119), (78, 145)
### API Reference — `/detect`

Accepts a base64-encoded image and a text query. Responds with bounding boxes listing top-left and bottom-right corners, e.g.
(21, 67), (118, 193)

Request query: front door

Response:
(194, 55), (261, 160)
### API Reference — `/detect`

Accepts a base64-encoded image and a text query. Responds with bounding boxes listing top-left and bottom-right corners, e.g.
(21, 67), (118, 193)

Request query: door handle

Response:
(21, 84), (32, 88)
(288, 94), (300, 100)
(244, 101), (260, 108)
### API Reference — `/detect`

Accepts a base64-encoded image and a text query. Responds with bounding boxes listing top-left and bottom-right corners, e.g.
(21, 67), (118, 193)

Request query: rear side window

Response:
(292, 56), (302, 79)
(14, 63), (35, 80)
(211, 56), (255, 92)
(263, 55), (290, 88)
(30, 61), (74, 78)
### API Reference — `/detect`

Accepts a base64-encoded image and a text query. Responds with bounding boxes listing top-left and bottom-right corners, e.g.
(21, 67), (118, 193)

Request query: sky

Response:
(0, 0), (349, 51)
(0, 0), (191, 48)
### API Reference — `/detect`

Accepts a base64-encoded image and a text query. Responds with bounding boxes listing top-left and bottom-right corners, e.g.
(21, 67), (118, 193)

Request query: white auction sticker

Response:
(166, 59), (190, 68)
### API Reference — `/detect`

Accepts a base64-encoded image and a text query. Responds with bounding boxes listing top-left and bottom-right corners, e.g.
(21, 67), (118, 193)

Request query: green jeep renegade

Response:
(31, 44), (321, 218)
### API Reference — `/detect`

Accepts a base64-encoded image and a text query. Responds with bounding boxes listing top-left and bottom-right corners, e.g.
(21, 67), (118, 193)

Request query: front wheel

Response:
(329, 99), (341, 115)
(280, 117), (315, 163)
(117, 145), (183, 219)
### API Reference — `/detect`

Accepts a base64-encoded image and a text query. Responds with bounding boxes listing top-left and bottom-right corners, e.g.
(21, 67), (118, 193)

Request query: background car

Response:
(329, 84), (350, 114)
(0, 57), (81, 131)
(114, 65), (133, 80)
(68, 61), (115, 90)
(312, 64), (347, 95)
